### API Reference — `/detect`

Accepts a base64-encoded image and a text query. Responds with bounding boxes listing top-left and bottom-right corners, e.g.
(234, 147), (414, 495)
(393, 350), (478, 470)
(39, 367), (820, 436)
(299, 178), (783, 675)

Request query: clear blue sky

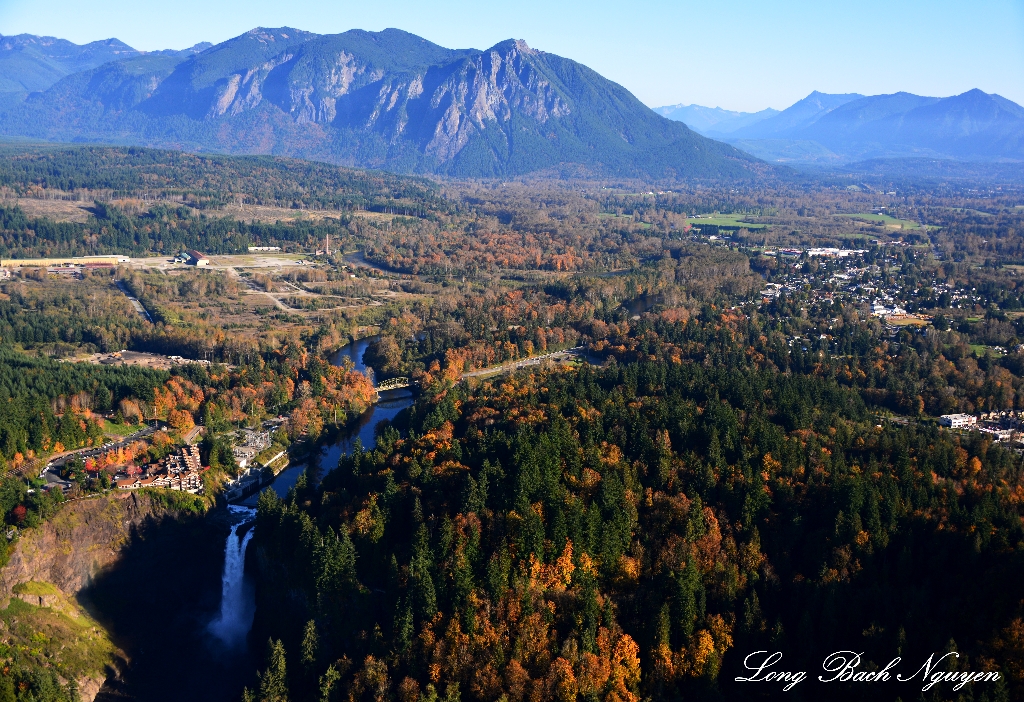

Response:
(1, 0), (1022, 111)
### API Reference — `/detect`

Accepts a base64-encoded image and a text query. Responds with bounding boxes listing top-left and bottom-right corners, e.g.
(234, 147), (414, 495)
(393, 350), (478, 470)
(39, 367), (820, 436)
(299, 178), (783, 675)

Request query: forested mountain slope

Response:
(0, 28), (764, 179)
(0, 33), (211, 102)
(0, 34), (140, 96)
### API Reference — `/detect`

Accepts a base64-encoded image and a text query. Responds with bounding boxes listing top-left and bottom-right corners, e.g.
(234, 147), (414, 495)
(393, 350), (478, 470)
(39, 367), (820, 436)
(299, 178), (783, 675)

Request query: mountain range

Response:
(656, 90), (1024, 163)
(0, 33), (211, 97)
(0, 28), (761, 179)
(3, 28), (1019, 177)
(653, 104), (778, 136)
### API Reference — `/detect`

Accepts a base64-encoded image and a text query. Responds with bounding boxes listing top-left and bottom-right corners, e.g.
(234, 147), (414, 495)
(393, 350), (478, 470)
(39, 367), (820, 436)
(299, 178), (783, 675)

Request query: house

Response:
(939, 414), (977, 429)
(162, 444), (201, 474)
(115, 475), (158, 490)
(115, 477), (144, 490)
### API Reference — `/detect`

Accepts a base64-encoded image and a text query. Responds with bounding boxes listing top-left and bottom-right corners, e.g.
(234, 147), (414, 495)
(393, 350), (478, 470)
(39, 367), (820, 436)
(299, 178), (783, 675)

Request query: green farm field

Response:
(838, 212), (936, 230)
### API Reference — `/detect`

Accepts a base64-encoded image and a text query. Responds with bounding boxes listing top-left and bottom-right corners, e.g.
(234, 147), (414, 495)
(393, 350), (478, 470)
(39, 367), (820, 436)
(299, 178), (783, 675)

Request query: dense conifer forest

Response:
(248, 315), (1023, 702)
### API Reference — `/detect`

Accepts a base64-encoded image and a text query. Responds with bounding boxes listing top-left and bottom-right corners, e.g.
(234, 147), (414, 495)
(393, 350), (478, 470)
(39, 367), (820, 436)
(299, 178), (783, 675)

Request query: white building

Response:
(807, 248), (867, 258)
(938, 414), (977, 429)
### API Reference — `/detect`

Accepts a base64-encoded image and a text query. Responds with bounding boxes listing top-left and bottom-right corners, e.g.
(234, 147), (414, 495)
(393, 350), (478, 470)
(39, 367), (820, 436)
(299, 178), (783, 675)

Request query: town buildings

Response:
(115, 445), (204, 493)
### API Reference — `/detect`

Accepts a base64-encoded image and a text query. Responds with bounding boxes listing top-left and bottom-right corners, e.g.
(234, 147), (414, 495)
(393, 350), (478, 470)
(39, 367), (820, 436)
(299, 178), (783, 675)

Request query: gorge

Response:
(44, 335), (409, 700)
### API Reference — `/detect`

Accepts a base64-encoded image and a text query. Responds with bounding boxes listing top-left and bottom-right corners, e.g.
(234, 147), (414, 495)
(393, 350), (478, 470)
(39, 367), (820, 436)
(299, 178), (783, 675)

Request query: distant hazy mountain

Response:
(0, 27), (763, 179)
(0, 34), (140, 95)
(725, 91), (864, 139)
(806, 90), (1024, 160)
(653, 103), (778, 135)
(718, 89), (1024, 163)
(0, 34), (210, 99)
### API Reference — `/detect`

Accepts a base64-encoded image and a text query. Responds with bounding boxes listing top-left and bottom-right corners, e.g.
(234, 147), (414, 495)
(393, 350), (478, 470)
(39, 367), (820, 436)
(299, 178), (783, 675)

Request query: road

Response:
(227, 267), (294, 311)
(38, 423), (160, 490)
(228, 265), (386, 313)
(115, 280), (154, 322)
(462, 347), (585, 379)
(182, 425), (204, 445)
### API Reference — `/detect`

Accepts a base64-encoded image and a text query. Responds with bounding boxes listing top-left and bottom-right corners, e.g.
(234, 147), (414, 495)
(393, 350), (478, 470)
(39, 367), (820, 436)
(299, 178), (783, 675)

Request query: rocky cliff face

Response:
(0, 492), (215, 702)
(0, 28), (761, 179)
(0, 492), (161, 599)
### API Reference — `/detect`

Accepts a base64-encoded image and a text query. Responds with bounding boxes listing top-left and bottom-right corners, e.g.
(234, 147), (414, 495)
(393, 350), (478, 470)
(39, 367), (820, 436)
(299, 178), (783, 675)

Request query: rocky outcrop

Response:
(0, 492), (171, 600)
(0, 492), (197, 702)
(13, 591), (59, 607)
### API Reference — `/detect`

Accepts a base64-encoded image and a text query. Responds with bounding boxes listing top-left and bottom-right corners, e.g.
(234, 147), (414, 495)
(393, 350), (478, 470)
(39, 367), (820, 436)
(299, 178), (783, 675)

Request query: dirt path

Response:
(227, 267), (294, 311)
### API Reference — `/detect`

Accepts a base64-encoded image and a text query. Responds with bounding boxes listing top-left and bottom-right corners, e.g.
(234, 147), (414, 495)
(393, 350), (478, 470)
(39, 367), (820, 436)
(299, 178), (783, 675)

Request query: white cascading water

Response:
(209, 505), (257, 648)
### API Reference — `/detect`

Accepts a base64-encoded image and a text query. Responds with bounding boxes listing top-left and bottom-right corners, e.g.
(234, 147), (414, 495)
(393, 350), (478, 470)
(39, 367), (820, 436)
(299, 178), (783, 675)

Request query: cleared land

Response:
(71, 350), (209, 370)
(220, 202), (408, 224)
(887, 316), (931, 327)
(596, 213), (653, 229)
(838, 213), (932, 230)
(689, 213), (767, 229)
(126, 253), (308, 270)
(971, 343), (1005, 357)
(9, 197), (95, 223)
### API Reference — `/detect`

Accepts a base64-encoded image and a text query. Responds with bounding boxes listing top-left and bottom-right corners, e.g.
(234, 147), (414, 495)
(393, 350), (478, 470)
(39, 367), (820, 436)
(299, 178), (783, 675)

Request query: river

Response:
(191, 336), (416, 698)
(240, 335), (416, 503)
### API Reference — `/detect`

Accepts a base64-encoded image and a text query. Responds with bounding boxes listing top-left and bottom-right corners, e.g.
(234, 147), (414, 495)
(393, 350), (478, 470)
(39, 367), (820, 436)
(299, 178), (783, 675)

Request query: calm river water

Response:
(242, 335), (415, 501)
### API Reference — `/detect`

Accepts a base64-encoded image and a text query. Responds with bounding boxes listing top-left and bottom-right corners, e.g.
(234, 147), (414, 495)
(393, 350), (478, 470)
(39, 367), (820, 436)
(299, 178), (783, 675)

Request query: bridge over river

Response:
(375, 377), (410, 392)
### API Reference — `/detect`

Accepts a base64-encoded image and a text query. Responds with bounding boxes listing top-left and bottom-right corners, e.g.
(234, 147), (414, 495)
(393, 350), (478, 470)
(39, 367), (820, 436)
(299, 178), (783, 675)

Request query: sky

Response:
(1, 0), (1022, 112)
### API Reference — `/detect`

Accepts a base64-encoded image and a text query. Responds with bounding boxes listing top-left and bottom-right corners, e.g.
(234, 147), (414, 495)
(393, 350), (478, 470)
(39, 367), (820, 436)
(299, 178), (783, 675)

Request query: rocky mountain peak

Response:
(486, 38), (538, 57)
(0, 27), (760, 178)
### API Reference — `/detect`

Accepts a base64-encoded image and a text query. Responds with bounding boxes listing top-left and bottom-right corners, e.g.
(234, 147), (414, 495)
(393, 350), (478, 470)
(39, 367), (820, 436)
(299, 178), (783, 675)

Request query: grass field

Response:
(971, 344), (1004, 357)
(689, 213), (767, 229)
(838, 213), (934, 231)
(102, 420), (146, 436)
(0, 590), (118, 684)
(13, 581), (61, 597)
(887, 316), (930, 327)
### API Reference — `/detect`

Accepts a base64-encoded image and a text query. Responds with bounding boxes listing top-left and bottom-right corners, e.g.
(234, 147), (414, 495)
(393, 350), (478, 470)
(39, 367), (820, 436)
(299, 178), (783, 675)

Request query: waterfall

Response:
(209, 505), (256, 648)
